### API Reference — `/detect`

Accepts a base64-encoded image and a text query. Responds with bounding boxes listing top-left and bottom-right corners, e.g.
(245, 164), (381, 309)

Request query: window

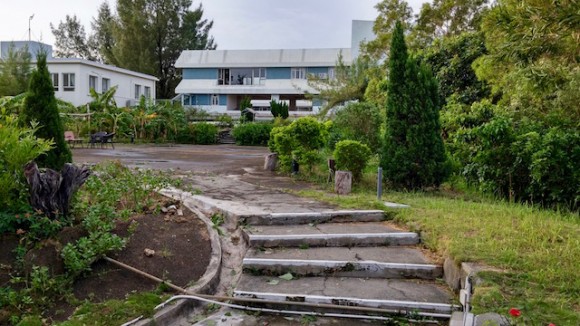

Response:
(291, 68), (306, 79)
(328, 67), (335, 80)
(144, 86), (151, 98)
(211, 94), (219, 106)
(62, 73), (75, 91)
(89, 75), (98, 92)
(134, 85), (141, 99)
(218, 69), (230, 85)
(51, 73), (59, 91)
(102, 78), (110, 92)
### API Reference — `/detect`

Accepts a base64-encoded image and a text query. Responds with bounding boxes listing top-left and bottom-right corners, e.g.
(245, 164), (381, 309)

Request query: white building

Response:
(174, 20), (374, 117)
(47, 58), (158, 107)
(1, 41), (158, 107)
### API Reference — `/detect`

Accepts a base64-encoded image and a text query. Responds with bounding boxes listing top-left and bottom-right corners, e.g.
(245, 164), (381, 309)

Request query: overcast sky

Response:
(0, 0), (428, 50)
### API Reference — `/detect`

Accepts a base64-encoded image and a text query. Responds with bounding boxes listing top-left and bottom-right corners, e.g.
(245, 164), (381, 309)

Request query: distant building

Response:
(48, 58), (157, 107)
(0, 40), (53, 59)
(174, 20), (374, 117)
(0, 41), (157, 107)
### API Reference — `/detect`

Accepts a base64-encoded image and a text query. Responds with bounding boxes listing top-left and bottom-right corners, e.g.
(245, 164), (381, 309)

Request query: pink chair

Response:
(64, 131), (84, 148)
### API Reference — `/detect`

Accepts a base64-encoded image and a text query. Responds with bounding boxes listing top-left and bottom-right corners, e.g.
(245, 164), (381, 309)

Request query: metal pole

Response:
(28, 14), (34, 42)
(377, 167), (383, 199)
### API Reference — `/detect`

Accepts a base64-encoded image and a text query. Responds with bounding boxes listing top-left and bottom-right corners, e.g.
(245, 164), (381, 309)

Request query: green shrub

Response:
(269, 117), (330, 172)
(192, 122), (217, 144)
(232, 122), (273, 146)
(0, 112), (52, 210)
(334, 140), (372, 181)
(331, 102), (382, 153)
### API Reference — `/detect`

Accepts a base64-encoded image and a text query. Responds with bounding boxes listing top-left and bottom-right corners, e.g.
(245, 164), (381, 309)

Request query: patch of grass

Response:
(57, 292), (167, 326)
(296, 188), (579, 325)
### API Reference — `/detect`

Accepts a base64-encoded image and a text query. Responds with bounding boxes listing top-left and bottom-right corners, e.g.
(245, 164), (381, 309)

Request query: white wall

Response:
(48, 62), (156, 107)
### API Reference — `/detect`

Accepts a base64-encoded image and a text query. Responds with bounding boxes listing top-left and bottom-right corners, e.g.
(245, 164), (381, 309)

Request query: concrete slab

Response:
(235, 275), (456, 315)
(242, 258), (442, 279)
(246, 246), (430, 264)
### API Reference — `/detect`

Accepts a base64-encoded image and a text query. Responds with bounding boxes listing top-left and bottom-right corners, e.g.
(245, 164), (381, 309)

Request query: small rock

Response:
(167, 205), (177, 212)
(144, 248), (155, 257)
(177, 208), (183, 216)
(161, 207), (168, 213)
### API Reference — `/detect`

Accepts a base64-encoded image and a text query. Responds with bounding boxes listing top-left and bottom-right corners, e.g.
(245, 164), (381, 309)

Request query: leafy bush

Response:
(333, 140), (372, 181)
(445, 100), (580, 210)
(232, 122), (273, 146)
(0, 112), (52, 211)
(331, 102), (382, 153)
(269, 117), (330, 172)
(192, 122), (217, 144)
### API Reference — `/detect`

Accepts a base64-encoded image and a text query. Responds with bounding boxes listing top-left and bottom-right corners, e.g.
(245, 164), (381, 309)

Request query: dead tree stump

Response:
(24, 161), (92, 218)
(264, 153), (278, 171)
(335, 170), (352, 195)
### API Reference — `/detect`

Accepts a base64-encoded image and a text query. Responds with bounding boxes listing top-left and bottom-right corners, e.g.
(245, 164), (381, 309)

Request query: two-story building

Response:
(174, 48), (351, 117)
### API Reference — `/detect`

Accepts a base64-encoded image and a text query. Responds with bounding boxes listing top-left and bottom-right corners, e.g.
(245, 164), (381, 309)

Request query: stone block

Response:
(335, 170), (352, 195)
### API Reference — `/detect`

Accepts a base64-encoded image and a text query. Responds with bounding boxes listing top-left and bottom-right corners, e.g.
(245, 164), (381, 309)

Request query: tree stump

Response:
(264, 153), (278, 171)
(335, 170), (352, 195)
(24, 161), (92, 218)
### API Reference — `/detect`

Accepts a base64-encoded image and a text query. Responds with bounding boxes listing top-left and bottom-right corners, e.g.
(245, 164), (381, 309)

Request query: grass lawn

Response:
(295, 187), (579, 325)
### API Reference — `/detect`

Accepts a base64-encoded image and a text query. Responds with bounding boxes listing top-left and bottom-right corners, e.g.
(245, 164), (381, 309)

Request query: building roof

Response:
(176, 48), (351, 68)
(47, 58), (159, 81)
(175, 79), (318, 95)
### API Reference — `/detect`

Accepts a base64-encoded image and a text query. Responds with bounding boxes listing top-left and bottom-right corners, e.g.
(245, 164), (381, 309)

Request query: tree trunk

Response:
(24, 161), (91, 218)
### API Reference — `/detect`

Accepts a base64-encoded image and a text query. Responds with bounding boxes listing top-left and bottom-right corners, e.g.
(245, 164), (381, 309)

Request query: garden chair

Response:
(64, 131), (84, 148)
(89, 131), (115, 149)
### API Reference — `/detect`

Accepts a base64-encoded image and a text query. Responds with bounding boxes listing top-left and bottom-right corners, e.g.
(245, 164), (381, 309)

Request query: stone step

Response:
(246, 223), (419, 248)
(241, 210), (385, 225)
(246, 246), (432, 264)
(234, 275), (458, 317)
(242, 258), (442, 279)
(245, 221), (408, 236)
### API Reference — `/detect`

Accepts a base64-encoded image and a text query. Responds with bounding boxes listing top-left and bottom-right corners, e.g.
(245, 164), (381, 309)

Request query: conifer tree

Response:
(22, 53), (72, 170)
(381, 21), (448, 189)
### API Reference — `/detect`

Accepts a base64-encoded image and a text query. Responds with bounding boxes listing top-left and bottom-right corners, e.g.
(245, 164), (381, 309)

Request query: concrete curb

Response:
(131, 188), (223, 326)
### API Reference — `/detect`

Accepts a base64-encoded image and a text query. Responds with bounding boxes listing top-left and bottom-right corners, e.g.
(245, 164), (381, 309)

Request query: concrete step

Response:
(245, 222), (418, 248)
(244, 246), (441, 279)
(246, 246), (432, 264)
(242, 258), (442, 279)
(234, 275), (458, 317)
(241, 210), (385, 225)
(245, 221), (404, 236)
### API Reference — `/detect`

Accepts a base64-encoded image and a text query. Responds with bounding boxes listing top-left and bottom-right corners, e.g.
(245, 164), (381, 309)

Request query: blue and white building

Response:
(174, 20), (374, 117)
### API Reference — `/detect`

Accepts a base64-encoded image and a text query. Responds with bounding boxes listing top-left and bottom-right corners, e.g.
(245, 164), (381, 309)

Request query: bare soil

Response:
(0, 203), (211, 324)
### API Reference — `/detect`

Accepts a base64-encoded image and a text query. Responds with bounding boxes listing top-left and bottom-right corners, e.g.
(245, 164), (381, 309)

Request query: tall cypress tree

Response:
(22, 52), (72, 170)
(381, 21), (448, 189)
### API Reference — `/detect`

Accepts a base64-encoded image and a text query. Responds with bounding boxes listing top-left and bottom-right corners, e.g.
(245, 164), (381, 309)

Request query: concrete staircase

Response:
(233, 210), (459, 322)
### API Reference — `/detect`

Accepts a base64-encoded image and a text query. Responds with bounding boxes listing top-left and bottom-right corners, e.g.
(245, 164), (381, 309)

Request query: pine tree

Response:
(381, 21), (448, 189)
(22, 52), (72, 170)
